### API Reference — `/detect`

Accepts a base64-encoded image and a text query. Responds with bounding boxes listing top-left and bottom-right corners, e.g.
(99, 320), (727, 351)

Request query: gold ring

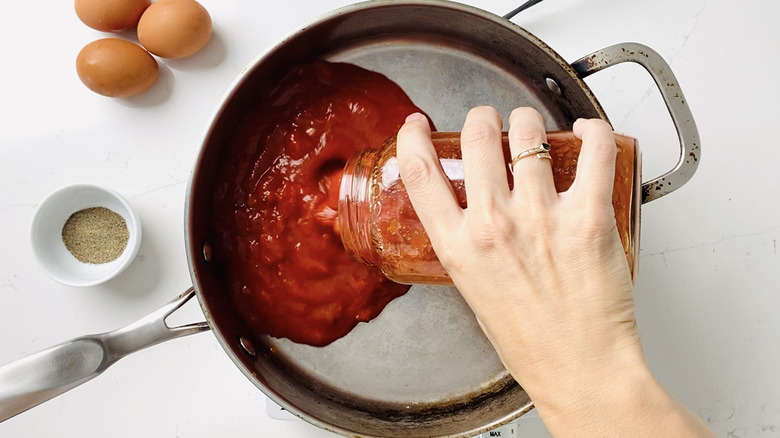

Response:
(510, 143), (552, 171)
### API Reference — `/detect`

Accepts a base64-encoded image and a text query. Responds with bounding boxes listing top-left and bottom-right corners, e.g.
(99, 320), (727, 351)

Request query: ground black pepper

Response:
(62, 207), (129, 264)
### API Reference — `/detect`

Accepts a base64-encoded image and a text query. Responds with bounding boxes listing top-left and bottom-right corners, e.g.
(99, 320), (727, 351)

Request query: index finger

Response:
(396, 113), (464, 244)
(570, 118), (618, 203)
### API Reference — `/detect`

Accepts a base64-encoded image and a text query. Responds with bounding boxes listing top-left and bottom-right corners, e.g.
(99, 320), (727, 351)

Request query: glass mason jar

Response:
(337, 131), (640, 285)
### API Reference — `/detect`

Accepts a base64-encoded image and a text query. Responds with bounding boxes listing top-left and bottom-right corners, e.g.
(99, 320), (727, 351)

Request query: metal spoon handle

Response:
(0, 288), (209, 422)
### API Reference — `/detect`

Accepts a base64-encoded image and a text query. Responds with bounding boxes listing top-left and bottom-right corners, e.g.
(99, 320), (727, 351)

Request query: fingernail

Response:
(405, 112), (427, 123)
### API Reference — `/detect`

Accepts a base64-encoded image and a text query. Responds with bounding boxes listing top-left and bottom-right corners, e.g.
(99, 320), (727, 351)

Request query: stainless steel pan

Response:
(0, 1), (699, 437)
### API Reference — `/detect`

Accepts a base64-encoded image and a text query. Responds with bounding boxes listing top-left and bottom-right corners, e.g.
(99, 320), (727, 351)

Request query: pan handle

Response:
(503, 0), (545, 19)
(0, 288), (209, 422)
(571, 42), (700, 204)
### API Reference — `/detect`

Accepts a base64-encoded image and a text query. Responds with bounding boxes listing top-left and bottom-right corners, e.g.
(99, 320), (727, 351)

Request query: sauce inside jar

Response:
(212, 61), (425, 347)
(336, 132), (638, 285)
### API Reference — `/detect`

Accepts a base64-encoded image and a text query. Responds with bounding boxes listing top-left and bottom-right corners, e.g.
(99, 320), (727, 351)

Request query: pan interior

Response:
(263, 38), (565, 407)
(328, 37), (567, 132)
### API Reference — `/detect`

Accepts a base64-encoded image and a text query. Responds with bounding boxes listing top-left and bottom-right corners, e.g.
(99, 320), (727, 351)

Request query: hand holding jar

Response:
(395, 106), (715, 438)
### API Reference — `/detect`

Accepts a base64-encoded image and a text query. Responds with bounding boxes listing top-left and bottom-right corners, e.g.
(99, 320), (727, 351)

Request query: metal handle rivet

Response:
(545, 77), (561, 95)
(202, 242), (212, 263)
(239, 337), (256, 357)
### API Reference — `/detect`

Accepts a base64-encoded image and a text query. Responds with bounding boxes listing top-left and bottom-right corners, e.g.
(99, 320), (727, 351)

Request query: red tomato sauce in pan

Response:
(212, 61), (424, 347)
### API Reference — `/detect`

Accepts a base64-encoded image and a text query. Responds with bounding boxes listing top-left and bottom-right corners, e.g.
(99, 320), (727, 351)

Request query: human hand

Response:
(396, 107), (713, 437)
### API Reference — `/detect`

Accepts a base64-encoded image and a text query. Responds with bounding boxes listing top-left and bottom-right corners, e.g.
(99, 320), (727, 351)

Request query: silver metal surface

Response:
(0, 289), (209, 422)
(571, 43), (700, 204)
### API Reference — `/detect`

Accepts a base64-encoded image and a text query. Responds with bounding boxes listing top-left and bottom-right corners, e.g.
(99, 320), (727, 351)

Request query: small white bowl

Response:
(30, 183), (142, 287)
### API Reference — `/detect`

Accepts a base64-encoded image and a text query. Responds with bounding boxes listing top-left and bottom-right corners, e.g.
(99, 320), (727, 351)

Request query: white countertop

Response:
(2, 0), (778, 436)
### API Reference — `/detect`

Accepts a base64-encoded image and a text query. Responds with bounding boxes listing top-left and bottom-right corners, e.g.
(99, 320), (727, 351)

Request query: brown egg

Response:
(137, 0), (212, 59)
(74, 0), (151, 32)
(76, 38), (159, 98)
